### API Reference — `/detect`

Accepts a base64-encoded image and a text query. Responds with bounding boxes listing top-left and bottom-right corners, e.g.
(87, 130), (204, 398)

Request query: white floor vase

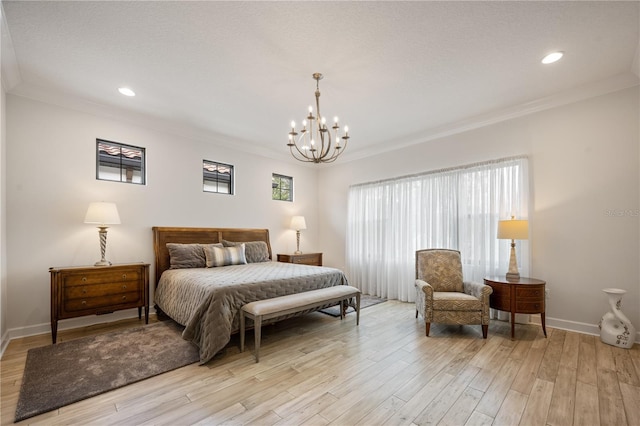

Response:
(599, 288), (636, 349)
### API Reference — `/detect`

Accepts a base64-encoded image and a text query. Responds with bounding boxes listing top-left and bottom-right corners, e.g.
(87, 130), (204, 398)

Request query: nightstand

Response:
(277, 253), (323, 266)
(50, 263), (149, 343)
(484, 276), (546, 339)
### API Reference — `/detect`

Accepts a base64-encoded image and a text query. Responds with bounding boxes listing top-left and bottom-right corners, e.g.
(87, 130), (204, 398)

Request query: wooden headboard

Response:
(151, 226), (272, 288)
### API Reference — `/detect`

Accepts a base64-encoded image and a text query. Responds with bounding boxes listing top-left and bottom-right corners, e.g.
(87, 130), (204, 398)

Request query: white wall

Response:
(4, 94), (320, 340)
(0, 79), (7, 352)
(318, 87), (640, 341)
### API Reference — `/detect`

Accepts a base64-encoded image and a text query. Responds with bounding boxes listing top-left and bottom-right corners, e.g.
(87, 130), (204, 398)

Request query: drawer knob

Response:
(122, 296), (127, 300)
(82, 277), (87, 282)
(122, 274), (127, 279)
(82, 288), (87, 294)
(81, 300), (87, 305)
(122, 284), (127, 290)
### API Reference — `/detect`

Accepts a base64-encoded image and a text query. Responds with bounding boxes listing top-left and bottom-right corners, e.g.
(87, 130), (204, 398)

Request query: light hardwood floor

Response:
(1, 300), (639, 425)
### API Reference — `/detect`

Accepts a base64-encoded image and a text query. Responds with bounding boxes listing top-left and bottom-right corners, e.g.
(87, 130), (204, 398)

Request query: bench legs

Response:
(240, 294), (361, 363)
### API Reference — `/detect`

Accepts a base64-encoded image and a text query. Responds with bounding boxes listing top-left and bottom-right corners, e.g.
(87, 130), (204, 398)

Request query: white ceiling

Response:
(2, 1), (639, 163)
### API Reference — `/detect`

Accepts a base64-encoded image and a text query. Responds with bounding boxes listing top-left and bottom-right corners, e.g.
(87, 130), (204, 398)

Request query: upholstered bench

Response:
(240, 285), (361, 362)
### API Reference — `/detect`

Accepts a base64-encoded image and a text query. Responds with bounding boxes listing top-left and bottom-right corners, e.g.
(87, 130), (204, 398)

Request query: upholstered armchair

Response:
(415, 249), (493, 338)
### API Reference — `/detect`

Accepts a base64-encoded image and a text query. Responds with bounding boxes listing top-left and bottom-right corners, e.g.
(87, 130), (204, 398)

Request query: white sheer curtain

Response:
(346, 156), (529, 302)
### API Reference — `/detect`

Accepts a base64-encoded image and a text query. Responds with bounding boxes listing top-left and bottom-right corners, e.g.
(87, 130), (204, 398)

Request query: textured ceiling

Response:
(2, 1), (639, 163)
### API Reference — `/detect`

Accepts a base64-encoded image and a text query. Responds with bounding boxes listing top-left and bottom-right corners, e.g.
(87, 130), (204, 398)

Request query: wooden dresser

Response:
(484, 276), (546, 339)
(50, 263), (149, 343)
(277, 253), (323, 266)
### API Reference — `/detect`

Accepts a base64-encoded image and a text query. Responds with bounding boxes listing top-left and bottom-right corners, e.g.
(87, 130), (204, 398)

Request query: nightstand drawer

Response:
(64, 291), (140, 312)
(515, 287), (544, 299)
(515, 300), (545, 313)
(277, 253), (323, 266)
(64, 281), (141, 299)
(63, 269), (141, 286)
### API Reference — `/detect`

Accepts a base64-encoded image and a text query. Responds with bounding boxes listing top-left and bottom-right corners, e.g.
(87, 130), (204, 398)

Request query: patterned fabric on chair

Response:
(415, 249), (493, 338)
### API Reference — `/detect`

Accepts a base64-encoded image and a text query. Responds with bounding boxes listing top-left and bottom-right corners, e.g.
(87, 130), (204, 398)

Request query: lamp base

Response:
(94, 260), (112, 267)
(294, 250), (302, 255)
(505, 272), (521, 282)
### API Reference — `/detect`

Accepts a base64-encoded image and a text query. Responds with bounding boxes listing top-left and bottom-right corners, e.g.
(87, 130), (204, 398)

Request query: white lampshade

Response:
(497, 219), (528, 240)
(290, 216), (307, 231)
(84, 202), (121, 225)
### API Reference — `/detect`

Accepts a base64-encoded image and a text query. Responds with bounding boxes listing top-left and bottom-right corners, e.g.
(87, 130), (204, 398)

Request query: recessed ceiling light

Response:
(541, 51), (563, 65)
(118, 87), (136, 97)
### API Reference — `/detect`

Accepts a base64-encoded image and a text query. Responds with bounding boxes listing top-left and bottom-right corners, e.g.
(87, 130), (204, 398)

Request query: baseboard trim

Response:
(1, 308), (158, 355)
(529, 315), (640, 344)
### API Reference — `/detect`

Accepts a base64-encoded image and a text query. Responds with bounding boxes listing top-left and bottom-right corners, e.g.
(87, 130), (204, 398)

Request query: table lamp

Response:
(84, 202), (121, 266)
(497, 216), (528, 281)
(290, 216), (307, 254)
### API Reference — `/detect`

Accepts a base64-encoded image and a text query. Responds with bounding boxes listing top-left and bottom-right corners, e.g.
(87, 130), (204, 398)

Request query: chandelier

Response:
(287, 73), (350, 163)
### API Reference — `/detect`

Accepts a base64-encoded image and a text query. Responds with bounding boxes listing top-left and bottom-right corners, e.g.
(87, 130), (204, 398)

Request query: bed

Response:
(152, 226), (348, 364)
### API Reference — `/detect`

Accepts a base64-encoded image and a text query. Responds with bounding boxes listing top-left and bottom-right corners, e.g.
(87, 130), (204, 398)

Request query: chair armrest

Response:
(463, 281), (493, 300)
(415, 279), (433, 297)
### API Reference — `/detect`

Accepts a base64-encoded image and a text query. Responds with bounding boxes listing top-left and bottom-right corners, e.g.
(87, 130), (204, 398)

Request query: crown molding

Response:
(336, 72), (640, 166)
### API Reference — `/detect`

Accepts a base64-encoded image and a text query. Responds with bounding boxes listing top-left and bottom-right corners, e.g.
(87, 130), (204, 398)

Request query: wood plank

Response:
(537, 328), (565, 382)
(577, 336), (598, 386)
(619, 382), (640, 426)
(493, 389), (527, 426)
(475, 357), (521, 418)
(546, 365), (577, 426)
(597, 367), (628, 426)
(519, 378), (554, 426)
(574, 381), (600, 426)
(559, 329), (580, 368)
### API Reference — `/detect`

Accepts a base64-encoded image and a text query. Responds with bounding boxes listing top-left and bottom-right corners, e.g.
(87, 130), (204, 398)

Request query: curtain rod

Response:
(349, 155), (528, 189)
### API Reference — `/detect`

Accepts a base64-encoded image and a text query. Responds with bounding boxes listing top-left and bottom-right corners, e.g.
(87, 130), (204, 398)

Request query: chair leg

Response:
(482, 324), (488, 339)
(425, 322), (431, 337)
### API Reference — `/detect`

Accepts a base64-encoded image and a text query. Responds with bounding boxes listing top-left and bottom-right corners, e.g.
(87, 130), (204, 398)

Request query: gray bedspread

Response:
(154, 261), (348, 363)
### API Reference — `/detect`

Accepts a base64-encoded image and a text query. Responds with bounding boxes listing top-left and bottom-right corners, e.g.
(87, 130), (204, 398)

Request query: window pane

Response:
(97, 139), (145, 184)
(272, 173), (293, 201)
(204, 160), (234, 194)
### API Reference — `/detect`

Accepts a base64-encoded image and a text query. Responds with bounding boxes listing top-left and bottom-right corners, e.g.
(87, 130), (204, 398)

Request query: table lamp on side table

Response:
(290, 216), (307, 255)
(497, 216), (528, 281)
(84, 202), (121, 266)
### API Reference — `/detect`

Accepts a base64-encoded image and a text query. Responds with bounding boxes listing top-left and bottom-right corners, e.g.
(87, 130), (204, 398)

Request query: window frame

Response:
(272, 173), (293, 202)
(96, 139), (146, 185)
(203, 159), (234, 195)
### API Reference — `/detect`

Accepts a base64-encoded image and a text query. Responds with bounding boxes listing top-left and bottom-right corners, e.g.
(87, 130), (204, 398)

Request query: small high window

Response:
(97, 139), (145, 184)
(272, 173), (293, 201)
(203, 160), (234, 194)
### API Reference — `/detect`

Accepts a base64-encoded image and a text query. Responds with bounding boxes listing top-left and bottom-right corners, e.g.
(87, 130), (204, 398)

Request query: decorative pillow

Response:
(204, 244), (247, 268)
(221, 240), (270, 263)
(166, 243), (222, 269)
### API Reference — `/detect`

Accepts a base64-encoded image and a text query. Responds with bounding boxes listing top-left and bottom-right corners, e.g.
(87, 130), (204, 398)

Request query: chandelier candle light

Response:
(287, 73), (350, 163)
(497, 216), (529, 281)
(84, 202), (121, 266)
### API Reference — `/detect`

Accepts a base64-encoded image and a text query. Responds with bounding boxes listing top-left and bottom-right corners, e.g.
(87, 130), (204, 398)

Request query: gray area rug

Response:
(319, 294), (387, 317)
(15, 321), (198, 422)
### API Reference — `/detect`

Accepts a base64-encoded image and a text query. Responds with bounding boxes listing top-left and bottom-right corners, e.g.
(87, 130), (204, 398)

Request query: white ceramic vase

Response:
(599, 288), (636, 349)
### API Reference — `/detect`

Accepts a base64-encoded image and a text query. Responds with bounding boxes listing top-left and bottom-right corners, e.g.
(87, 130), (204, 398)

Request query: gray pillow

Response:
(167, 243), (223, 269)
(221, 240), (270, 263)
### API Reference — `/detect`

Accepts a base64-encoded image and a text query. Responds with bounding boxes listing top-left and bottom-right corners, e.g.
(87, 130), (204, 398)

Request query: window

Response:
(272, 173), (293, 201)
(96, 139), (145, 184)
(346, 156), (529, 302)
(203, 160), (234, 194)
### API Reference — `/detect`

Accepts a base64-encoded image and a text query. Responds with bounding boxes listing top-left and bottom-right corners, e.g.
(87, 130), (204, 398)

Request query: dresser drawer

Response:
(490, 295), (511, 311)
(515, 300), (545, 313)
(292, 255), (320, 265)
(64, 281), (141, 299)
(64, 291), (141, 312)
(515, 287), (544, 299)
(63, 269), (141, 286)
